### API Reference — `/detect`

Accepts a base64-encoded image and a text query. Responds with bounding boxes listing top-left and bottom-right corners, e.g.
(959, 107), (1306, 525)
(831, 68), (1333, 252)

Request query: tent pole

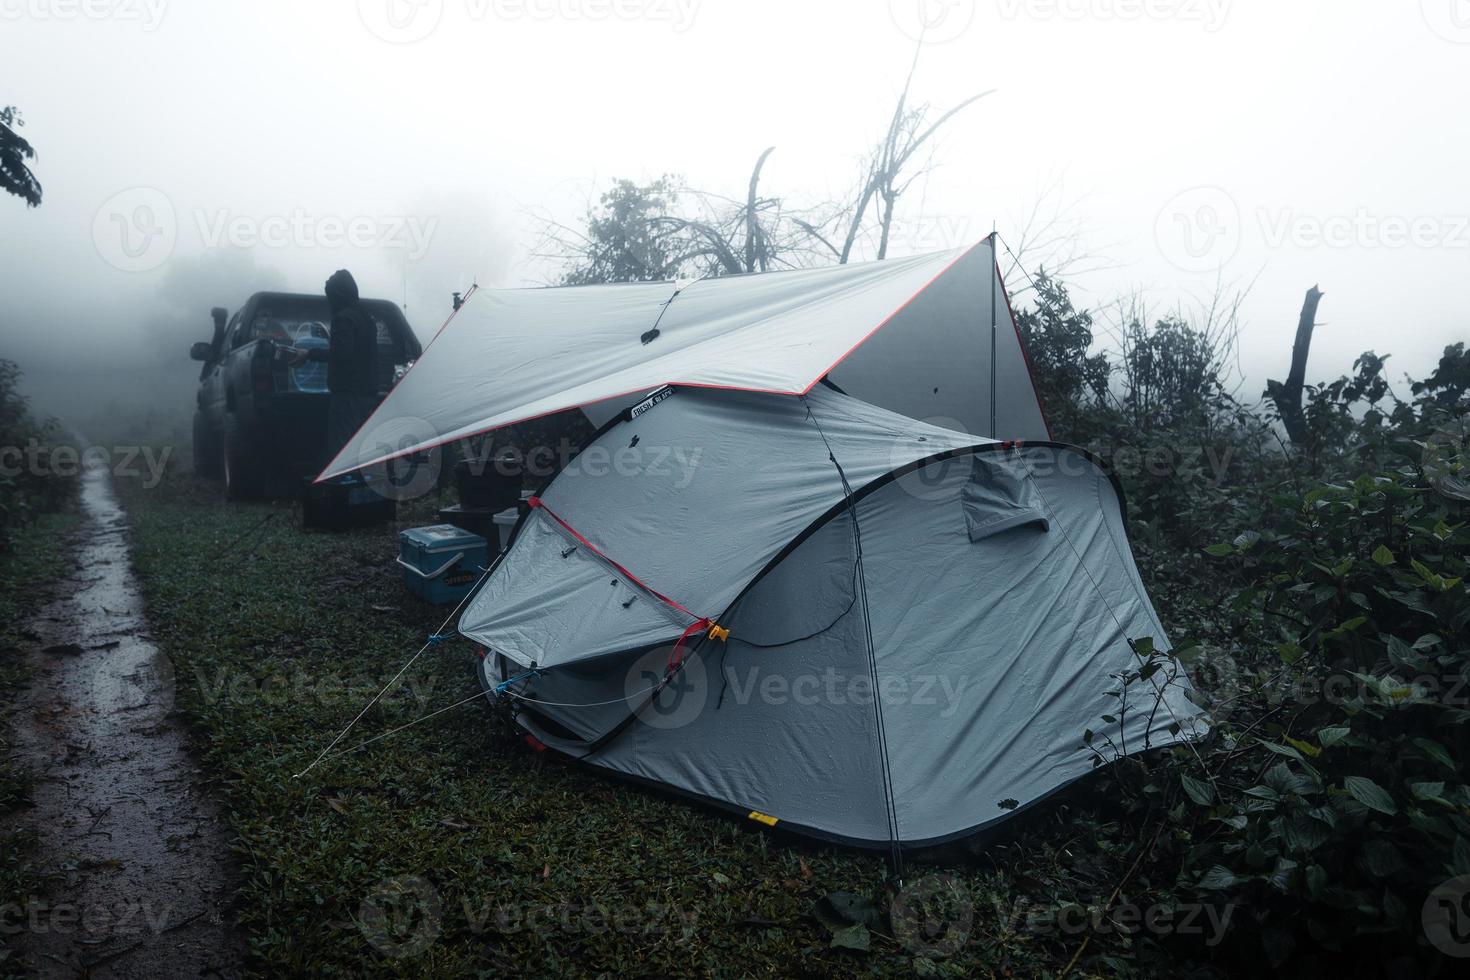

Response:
(802, 397), (905, 881)
(989, 227), (998, 440)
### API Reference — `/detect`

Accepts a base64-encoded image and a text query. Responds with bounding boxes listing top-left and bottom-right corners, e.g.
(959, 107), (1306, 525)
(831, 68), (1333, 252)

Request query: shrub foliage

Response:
(1020, 274), (1470, 975)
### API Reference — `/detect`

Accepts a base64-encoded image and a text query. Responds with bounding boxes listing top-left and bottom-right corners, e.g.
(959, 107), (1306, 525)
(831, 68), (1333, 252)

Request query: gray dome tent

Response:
(462, 384), (1204, 847)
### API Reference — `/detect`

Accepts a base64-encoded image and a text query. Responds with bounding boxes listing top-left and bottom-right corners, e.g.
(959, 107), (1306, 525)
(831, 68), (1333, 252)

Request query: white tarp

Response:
(318, 239), (1050, 482)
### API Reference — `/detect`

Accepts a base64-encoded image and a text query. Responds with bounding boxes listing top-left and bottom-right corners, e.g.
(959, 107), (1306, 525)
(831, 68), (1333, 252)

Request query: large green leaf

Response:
(1412, 737), (1455, 771)
(1343, 776), (1397, 815)
(1198, 865), (1244, 890)
(1181, 773), (1215, 806)
(828, 923), (871, 952)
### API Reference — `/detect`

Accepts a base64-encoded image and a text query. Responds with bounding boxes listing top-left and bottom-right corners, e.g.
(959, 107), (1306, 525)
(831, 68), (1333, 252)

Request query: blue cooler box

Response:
(397, 524), (489, 605)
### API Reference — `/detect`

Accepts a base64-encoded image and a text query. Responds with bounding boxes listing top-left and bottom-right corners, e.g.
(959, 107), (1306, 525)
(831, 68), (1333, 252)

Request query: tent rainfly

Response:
(323, 239), (1204, 848)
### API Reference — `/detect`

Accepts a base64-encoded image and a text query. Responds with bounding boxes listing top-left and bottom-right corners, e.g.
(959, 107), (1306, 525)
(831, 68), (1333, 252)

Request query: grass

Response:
(0, 508), (83, 974)
(111, 458), (1199, 978)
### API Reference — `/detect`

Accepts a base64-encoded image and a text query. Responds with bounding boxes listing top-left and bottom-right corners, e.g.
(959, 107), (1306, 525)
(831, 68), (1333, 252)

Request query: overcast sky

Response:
(3, 0), (1467, 413)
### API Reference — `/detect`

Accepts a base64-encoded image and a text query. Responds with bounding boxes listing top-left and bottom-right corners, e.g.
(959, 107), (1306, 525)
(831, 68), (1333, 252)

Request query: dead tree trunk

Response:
(1267, 285), (1325, 444)
(744, 146), (775, 273)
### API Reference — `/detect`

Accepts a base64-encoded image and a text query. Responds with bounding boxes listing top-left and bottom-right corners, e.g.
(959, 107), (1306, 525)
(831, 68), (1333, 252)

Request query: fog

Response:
(3, 0), (1467, 437)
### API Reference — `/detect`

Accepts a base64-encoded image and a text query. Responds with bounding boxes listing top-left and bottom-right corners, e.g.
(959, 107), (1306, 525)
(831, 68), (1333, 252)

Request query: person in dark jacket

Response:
(292, 269), (379, 462)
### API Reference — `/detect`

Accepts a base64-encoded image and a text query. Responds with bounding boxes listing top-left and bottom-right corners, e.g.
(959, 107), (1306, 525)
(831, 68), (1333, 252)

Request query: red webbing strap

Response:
(527, 496), (715, 669)
(667, 618), (710, 672)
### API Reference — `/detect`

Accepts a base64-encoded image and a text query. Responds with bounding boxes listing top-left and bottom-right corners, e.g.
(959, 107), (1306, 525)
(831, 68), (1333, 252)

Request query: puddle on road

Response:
(5, 463), (244, 978)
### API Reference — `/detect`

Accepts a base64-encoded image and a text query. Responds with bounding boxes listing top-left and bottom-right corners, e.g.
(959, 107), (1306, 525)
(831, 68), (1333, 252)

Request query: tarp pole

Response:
(989, 228), (999, 440)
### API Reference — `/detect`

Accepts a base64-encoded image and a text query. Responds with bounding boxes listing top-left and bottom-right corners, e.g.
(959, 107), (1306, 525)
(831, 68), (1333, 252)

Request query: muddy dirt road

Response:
(5, 463), (243, 978)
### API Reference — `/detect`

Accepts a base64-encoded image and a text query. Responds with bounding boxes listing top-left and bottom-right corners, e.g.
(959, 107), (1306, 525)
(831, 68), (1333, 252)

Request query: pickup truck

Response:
(189, 291), (422, 499)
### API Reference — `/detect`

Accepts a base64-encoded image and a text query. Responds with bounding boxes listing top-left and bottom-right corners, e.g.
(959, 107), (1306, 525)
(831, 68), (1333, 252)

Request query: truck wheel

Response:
(192, 410), (222, 479)
(223, 414), (265, 500)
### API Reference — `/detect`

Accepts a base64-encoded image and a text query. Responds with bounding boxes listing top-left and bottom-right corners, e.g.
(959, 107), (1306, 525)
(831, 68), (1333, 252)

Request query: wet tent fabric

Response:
(466, 386), (1205, 846)
(317, 240), (1049, 482)
(823, 241), (1046, 440)
(457, 384), (982, 669)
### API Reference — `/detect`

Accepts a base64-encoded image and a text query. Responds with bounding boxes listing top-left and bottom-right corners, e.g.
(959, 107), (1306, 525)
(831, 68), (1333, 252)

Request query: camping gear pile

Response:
(326, 238), (1205, 851)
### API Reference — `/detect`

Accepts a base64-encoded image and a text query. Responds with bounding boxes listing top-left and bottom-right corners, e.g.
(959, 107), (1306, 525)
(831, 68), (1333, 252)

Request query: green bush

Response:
(0, 359), (79, 551)
(1179, 458), (1468, 972)
(1020, 275), (1470, 974)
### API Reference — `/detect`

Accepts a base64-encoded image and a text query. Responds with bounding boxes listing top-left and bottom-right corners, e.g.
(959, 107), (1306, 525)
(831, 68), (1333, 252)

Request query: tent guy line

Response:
(638, 277), (700, 346)
(291, 547), (500, 780)
(293, 689), (490, 772)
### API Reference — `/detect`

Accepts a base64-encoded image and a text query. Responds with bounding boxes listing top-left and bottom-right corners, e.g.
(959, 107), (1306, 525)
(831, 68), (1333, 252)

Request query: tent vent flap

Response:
(962, 454), (1050, 542)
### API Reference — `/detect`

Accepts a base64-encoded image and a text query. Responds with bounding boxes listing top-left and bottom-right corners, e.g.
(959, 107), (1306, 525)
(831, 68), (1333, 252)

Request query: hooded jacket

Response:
(311, 270), (380, 396)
